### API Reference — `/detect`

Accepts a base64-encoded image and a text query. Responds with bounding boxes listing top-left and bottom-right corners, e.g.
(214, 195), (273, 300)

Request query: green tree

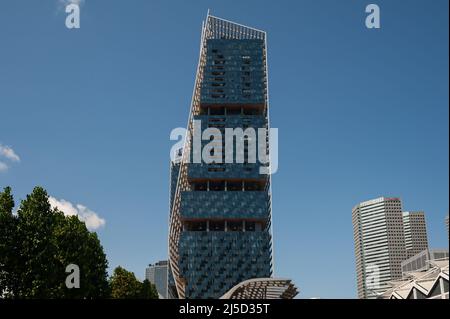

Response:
(109, 267), (159, 299)
(54, 214), (110, 298)
(0, 186), (109, 298)
(141, 279), (159, 299)
(0, 186), (17, 297)
(0, 186), (14, 213)
(15, 187), (61, 297)
(109, 266), (143, 299)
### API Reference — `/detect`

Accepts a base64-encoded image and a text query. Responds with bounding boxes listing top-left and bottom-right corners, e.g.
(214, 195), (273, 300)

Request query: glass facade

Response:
(169, 15), (273, 299)
(200, 39), (266, 105)
(179, 232), (272, 298)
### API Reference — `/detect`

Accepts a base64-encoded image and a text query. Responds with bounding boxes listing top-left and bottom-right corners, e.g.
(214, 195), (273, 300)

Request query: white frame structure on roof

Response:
(380, 259), (449, 299)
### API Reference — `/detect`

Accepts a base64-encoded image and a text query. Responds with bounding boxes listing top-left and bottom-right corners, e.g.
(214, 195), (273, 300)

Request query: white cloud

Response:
(0, 161), (8, 172)
(0, 144), (20, 162)
(49, 196), (106, 231)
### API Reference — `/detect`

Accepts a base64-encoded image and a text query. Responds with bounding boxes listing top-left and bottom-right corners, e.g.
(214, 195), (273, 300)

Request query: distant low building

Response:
(402, 249), (449, 275)
(380, 259), (449, 299)
(145, 261), (168, 299)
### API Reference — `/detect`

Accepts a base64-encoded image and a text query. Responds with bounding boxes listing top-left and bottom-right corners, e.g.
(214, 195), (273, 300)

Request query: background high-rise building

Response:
(168, 14), (275, 299)
(446, 215), (449, 238)
(403, 211), (429, 258)
(352, 197), (407, 299)
(145, 261), (169, 299)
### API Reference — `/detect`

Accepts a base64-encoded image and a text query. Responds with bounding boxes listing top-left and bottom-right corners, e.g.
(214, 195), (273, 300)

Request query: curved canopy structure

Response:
(220, 278), (299, 299)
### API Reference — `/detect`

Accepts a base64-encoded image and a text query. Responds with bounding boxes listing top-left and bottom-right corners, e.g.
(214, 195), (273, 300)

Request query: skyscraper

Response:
(168, 14), (275, 299)
(402, 211), (429, 258)
(145, 261), (169, 299)
(446, 215), (449, 238)
(352, 197), (407, 299)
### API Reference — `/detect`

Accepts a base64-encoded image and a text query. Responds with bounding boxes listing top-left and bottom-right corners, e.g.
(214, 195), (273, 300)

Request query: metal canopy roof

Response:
(220, 278), (299, 299)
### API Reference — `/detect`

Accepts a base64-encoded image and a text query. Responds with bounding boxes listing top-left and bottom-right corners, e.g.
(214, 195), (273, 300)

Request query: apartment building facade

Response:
(168, 14), (273, 299)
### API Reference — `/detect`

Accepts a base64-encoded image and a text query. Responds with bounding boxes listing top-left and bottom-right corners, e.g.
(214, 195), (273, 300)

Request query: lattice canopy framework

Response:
(220, 278), (299, 299)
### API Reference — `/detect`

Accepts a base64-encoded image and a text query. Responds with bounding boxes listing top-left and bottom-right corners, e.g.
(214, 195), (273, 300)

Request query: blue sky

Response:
(0, 0), (448, 298)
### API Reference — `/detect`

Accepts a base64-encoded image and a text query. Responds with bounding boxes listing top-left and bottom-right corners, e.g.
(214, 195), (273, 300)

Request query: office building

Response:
(352, 197), (407, 299)
(145, 261), (169, 299)
(446, 215), (449, 238)
(403, 211), (429, 258)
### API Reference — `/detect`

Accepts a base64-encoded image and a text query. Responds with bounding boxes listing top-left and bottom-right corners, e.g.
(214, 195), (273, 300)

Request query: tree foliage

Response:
(141, 279), (159, 299)
(0, 186), (109, 298)
(1, 186), (159, 299)
(0, 186), (17, 296)
(109, 267), (158, 299)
